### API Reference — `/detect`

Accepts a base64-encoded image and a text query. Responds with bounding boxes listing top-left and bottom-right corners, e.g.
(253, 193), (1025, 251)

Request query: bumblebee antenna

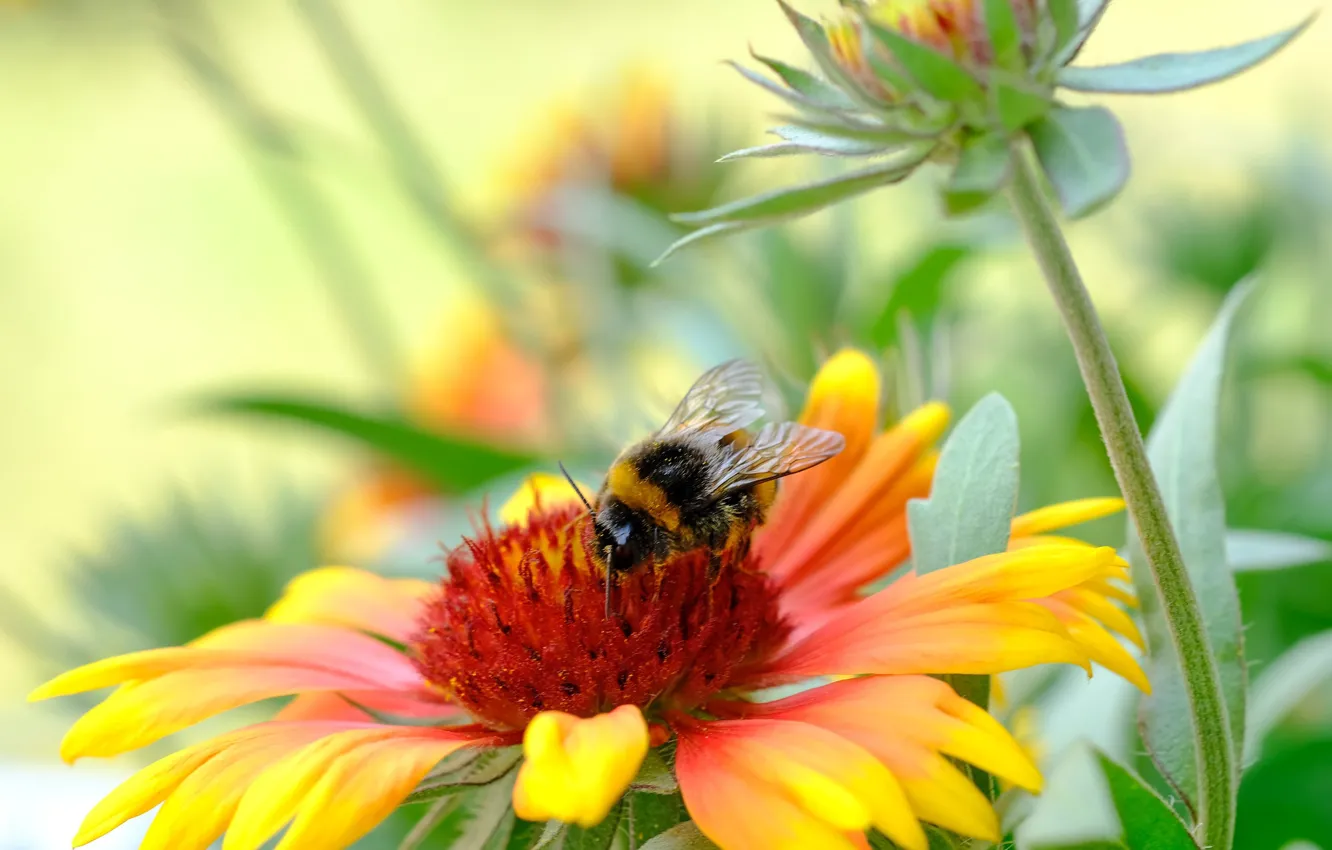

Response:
(558, 462), (612, 617)
(559, 461), (595, 517)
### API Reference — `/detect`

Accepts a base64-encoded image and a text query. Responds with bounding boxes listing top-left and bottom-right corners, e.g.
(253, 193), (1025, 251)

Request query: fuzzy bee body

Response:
(591, 360), (844, 577)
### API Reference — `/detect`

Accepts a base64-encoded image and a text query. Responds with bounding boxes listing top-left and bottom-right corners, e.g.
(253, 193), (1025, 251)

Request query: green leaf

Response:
(867, 21), (986, 103)
(1027, 105), (1129, 218)
(625, 793), (687, 849)
(671, 149), (932, 227)
(1128, 283), (1253, 810)
(1015, 744), (1197, 850)
(1236, 736), (1332, 850)
(992, 75), (1054, 132)
(563, 801), (624, 850)
(944, 133), (1011, 215)
(983, 0), (1024, 70)
(1058, 17), (1313, 93)
(1227, 529), (1332, 573)
(506, 818), (567, 850)
(750, 52), (858, 109)
(1095, 752), (1198, 849)
(1245, 631), (1332, 761)
(638, 821), (718, 850)
(445, 772), (519, 850)
(907, 393), (1019, 575)
(406, 748), (524, 805)
(194, 394), (537, 495)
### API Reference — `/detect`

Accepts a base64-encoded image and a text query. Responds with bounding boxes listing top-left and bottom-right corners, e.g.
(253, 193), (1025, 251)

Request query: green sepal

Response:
(777, 0), (890, 112)
(1027, 105), (1129, 218)
(650, 221), (763, 267)
(1058, 16), (1314, 93)
(866, 21), (986, 104)
(638, 821), (719, 849)
(670, 148), (933, 227)
(1052, 0), (1112, 66)
(749, 51), (858, 110)
(983, 0), (1025, 71)
(991, 73), (1054, 132)
(1044, 0), (1081, 65)
(629, 746), (679, 794)
(943, 133), (1012, 215)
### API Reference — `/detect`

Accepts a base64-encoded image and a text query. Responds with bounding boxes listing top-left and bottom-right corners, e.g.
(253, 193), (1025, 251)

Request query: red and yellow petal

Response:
(674, 715), (926, 850)
(264, 568), (434, 643)
(513, 705), (649, 828)
(757, 545), (1129, 683)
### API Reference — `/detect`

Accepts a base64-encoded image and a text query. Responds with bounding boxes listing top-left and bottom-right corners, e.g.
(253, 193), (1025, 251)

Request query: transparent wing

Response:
(657, 359), (765, 438)
(707, 422), (846, 498)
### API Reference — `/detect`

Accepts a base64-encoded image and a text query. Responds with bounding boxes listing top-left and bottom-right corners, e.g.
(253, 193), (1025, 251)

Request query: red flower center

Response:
(411, 504), (789, 730)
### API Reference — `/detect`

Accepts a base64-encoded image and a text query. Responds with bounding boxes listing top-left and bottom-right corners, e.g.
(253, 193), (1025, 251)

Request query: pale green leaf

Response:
(866, 21), (986, 103)
(944, 133), (1011, 215)
(1028, 105), (1129, 218)
(907, 393), (1019, 574)
(1129, 282), (1253, 809)
(1058, 17), (1313, 93)
(1245, 631), (1332, 762)
(1046, 0), (1081, 61)
(629, 747), (679, 794)
(639, 821), (719, 850)
(448, 772), (519, 850)
(671, 150), (932, 227)
(1226, 529), (1332, 572)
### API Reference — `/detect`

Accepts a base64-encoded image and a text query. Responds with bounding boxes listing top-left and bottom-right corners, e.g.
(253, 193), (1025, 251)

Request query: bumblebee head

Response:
(593, 499), (647, 574)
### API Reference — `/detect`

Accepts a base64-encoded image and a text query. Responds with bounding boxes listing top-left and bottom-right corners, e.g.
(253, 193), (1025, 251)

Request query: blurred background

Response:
(2, 0), (1331, 847)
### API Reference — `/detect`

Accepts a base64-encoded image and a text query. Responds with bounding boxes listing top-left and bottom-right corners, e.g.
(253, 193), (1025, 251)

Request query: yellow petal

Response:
(513, 705), (648, 828)
(1011, 498), (1125, 538)
(500, 472), (591, 526)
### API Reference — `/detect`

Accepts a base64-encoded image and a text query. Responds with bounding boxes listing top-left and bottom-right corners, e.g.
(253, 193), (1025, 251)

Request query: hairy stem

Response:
(1006, 142), (1234, 850)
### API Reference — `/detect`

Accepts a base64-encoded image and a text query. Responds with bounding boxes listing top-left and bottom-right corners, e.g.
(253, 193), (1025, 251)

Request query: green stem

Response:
(1006, 143), (1234, 849)
(156, 0), (402, 388)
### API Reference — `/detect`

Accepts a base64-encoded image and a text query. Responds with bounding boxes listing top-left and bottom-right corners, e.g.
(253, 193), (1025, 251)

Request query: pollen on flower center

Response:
(410, 503), (789, 730)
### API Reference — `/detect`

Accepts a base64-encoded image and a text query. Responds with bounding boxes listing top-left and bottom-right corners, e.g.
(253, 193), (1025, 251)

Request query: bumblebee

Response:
(585, 359), (845, 583)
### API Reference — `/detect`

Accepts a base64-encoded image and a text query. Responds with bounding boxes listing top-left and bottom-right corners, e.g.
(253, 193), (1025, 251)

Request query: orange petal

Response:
(264, 568), (434, 643)
(763, 403), (947, 587)
(513, 705), (648, 828)
(274, 690), (461, 723)
(754, 350), (882, 566)
(675, 716), (926, 850)
(1010, 498), (1125, 538)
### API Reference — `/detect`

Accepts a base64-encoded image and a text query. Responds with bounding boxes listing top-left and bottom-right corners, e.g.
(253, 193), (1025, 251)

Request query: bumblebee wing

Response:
(657, 359), (765, 439)
(706, 421), (846, 498)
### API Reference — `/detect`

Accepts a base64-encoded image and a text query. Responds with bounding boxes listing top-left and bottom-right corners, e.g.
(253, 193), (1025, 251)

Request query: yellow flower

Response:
(32, 349), (1147, 850)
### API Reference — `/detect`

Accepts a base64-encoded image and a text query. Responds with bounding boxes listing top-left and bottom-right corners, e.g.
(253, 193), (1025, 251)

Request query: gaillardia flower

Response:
(33, 350), (1146, 850)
